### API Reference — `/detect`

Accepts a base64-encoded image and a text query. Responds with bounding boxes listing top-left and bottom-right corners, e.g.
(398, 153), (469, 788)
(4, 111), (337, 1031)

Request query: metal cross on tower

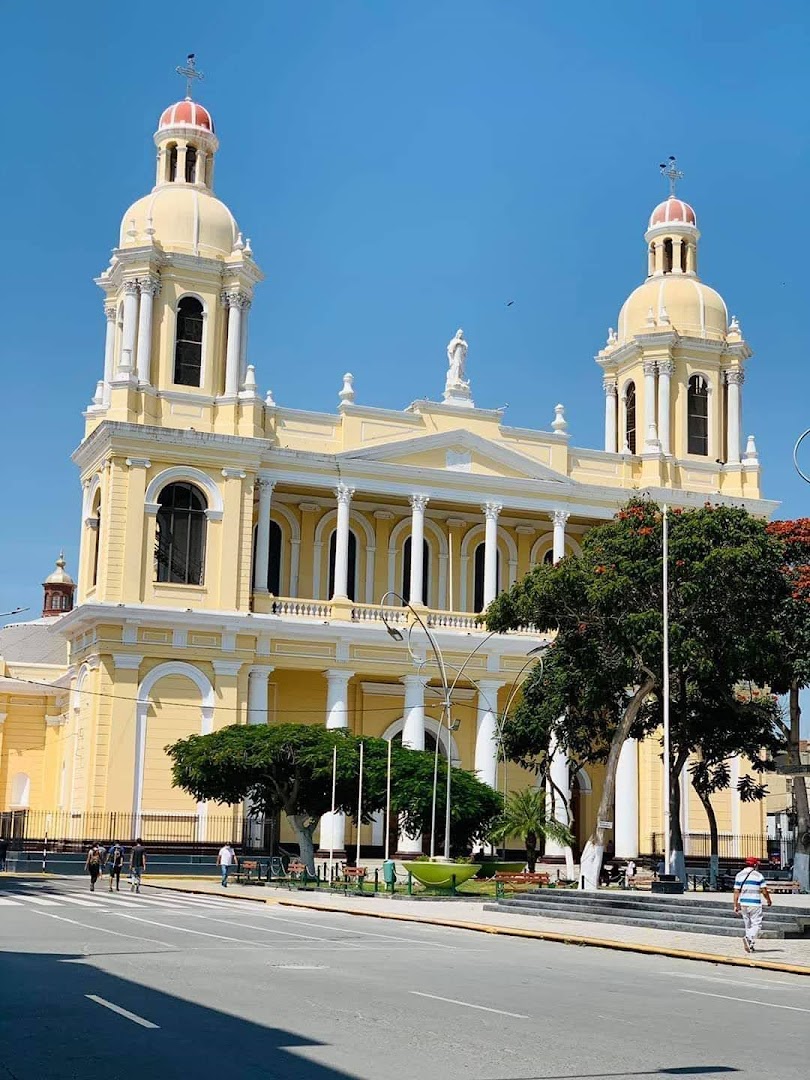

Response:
(659, 156), (684, 197)
(176, 53), (204, 100)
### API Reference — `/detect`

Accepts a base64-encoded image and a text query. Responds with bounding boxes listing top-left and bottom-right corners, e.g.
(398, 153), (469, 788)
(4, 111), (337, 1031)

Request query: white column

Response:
(319, 669), (354, 855)
(482, 502), (502, 608)
(103, 302), (116, 385)
(247, 666), (273, 725)
(398, 674), (428, 855)
(222, 291), (244, 398)
(614, 738), (639, 858)
(119, 280), (139, 374)
(545, 731), (571, 858)
(239, 298), (251, 387)
(643, 360), (658, 451)
(408, 495), (429, 605)
(135, 278), (159, 386)
(475, 680), (504, 789)
(253, 476), (274, 593)
(657, 360), (673, 456)
(603, 378), (618, 453)
(551, 509), (569, 564)
(725, 369), (743, 464)
(332, 484), (355, 599)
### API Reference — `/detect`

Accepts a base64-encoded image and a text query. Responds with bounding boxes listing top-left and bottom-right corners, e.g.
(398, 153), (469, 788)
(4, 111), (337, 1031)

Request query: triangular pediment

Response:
(338, 429), (573, 485)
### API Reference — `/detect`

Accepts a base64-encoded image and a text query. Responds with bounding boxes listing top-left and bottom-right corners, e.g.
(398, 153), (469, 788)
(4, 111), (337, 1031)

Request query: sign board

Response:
(597, 819), (613, 830)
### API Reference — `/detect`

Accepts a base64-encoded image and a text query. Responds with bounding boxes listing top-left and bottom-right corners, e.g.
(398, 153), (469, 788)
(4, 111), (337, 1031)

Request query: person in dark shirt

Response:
(107, 842), (124, 892)
(0, 836), (9, 872)
(85, 844), (102, 891)
(129, 839), (146, 894)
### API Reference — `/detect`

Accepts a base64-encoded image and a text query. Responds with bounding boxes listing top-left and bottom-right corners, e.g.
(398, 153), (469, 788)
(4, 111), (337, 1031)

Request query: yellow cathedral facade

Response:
(0, 85), (775, 863)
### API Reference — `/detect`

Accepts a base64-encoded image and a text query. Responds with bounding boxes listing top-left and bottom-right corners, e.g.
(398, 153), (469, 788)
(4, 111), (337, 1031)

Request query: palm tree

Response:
(489, 788), (574, 872)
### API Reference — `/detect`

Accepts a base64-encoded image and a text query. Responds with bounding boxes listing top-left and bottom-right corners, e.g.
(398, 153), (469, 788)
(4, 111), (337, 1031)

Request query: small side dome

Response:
(43, 552), (75, 586)
(159, 99), (215, 134)
(119, 186), (239, 259)
(617, 276), (728, 344)
(649, 197), (696, 228)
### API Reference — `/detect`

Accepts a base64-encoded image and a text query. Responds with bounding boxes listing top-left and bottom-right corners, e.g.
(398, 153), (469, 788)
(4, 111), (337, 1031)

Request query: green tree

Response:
(487, 498), (787, 889)
(766, 518), (810, 892)
(488, 788), (573, 872)
(166, 723), (502, 873)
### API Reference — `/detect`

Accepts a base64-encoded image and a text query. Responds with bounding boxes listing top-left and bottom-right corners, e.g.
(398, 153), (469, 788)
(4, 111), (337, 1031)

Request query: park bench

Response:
(494, 871), (549, 898)
(766, 879), (800, 894)
(234, 859), (262, 885)
(331, 866), (368, 892)
(626, 870), (655, 890)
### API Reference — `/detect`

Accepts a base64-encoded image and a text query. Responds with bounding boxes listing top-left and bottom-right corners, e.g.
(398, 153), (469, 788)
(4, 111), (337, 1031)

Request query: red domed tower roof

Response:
(648, 196), (696, 228)
(158, 99), (215, 134)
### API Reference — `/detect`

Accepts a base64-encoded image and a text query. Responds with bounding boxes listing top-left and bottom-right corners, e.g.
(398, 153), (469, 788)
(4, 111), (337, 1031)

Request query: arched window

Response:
(155, 483), (207, 585)
(91, 490), (102, 588)
(688, 375), (709, 456)
(681, 241), (688, 273)
(252, 520), (283, 595)
(543, 548), (554, 566)
(625, 382), (637, 454)
(173, 297), (204, 386)
(167, 143), (178, 182)
(402, 536), (430, 605)
(473, 542), (500, 613)
(328, 529), (357, 601)
(185, 144), (197, 184)
(10, 772), (30, 808)
(663, 238), (673, 274)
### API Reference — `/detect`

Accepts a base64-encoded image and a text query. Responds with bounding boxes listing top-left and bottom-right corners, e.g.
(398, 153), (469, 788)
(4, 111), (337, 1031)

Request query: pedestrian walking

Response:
(107, 841), (124, 892)
(733, 856), (772, 953)
(624, 859), (637, 889)
(217, 843), (236, 887)
(129, 838), (146, 893)
(97, 843), (107, 883)
(85, 843), (102, 891)
(0, 835), (9, 872)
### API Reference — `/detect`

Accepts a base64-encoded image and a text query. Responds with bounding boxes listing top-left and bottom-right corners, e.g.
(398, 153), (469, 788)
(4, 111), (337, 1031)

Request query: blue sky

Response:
(1, 4), (809, 670)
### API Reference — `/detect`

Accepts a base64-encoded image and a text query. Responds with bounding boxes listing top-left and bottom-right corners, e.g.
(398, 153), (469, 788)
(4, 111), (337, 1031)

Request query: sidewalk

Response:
(146, 877), (810, 975)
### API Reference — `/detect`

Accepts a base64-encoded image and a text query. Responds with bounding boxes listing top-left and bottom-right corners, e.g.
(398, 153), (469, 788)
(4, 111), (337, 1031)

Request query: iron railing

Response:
(648, 832), (795, 867)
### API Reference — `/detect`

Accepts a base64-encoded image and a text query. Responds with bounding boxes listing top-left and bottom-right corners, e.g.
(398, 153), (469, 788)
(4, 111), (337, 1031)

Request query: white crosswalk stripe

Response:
(20, 896), (61, 906)
(0, 897), (21, 905)
(2, 885), (268, 916)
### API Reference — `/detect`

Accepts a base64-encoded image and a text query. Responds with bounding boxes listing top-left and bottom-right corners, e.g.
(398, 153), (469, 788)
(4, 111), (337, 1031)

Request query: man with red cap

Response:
(733, 856), (772, 953)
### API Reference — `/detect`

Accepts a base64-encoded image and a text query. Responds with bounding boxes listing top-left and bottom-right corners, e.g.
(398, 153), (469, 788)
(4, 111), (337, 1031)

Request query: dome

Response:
(119, 185), (238, 259)
(648, 197), (696, 229)
(618, 275), (728, 344)
(43, 553), (74, 587)
(159, 99), (214, 134)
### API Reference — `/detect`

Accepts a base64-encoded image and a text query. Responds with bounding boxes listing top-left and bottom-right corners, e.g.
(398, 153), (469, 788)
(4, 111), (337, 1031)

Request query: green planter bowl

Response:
(475, 861), (526, 879)
(402, 861), (481, 889)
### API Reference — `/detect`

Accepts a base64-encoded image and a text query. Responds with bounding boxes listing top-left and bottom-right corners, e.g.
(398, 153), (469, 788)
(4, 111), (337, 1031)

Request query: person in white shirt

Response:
(733, 856), (772, 953)
(217, 843), (236, 888)
(624, 859), (637, 889)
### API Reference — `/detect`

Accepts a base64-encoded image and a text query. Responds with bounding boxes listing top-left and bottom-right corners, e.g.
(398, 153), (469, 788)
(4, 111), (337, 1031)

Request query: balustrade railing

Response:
(270, 598), (333, 618)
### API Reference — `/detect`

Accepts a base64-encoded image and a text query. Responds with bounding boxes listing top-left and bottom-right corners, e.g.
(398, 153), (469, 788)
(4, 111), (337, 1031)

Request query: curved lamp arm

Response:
(794, 428), (810, 486)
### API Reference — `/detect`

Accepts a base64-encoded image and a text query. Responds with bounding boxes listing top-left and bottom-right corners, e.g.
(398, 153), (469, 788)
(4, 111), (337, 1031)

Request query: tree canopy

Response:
(167, 723), (503, 871)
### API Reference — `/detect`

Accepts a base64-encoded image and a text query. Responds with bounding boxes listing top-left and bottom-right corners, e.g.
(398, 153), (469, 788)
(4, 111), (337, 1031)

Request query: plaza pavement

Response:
(147, 876), (810, 974)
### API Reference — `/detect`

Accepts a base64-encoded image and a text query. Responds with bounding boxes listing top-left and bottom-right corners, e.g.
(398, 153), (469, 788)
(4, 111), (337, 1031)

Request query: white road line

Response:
(259, 913), (459, 949)
(20, 896), (62, 906)
(680, 989), (810, 1013)
(162, 911), (348, 943)
(86, 995), (159, 1029)
(29, 909), (179, 949)
(0, 897), (21, 906)
(114, 912), (273, 945)
(410, 991), (528, 1018)
(48, 896), (120, 909)
(664, 969), (803, 990)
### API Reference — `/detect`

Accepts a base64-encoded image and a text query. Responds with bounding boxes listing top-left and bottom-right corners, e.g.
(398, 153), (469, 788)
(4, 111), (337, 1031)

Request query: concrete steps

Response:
(483, 890), (810, 939)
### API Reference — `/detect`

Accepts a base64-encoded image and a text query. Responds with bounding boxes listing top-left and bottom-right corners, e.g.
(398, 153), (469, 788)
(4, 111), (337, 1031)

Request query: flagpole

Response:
(384, 737), (392, 862)
(356, 740), (364, 867)
(328, 744), (337, 875)
(662, 504), (671, 875)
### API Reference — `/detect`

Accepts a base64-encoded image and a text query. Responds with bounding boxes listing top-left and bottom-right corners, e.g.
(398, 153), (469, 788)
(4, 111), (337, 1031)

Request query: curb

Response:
(144, 881), (810, 977)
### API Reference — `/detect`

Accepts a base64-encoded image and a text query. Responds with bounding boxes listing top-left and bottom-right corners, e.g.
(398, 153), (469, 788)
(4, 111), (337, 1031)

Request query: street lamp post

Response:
(0, 607), (27, 620)
(380, 590), (496, 860)
(794, 429), (810, 486)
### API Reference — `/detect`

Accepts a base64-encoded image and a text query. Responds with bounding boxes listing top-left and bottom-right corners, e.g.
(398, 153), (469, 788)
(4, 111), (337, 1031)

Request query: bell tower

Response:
(86, 55), (264, 437)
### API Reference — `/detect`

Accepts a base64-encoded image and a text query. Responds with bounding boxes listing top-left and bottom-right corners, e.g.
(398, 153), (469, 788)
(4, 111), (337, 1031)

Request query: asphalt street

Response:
(1, 875), (808, 1079)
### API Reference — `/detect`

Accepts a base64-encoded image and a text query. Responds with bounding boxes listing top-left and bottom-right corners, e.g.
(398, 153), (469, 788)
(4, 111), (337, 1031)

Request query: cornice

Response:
(406, 399), (506, 421)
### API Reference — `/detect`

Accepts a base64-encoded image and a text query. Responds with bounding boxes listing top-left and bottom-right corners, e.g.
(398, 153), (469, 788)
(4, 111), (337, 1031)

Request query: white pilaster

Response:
(135, 278), (159, 386)
(657, 360), (673, 456)
(103, 302), (116, 400)
(551, 509), (569, 564)
(332, 484), (355, 599)
(482, 502), (502, 608)
(408, 495), (429, 605)
(545, 731), (571, 858)
(222, 291), (244, 398)
(247, 666), (273, 725)
(725, 369), (743, 465)
(239, 297), (252, 386)
(120, 279), (139, 375)
(475, 680), (504, 789)
(603, 378), (618, 453)
(320, 668), (355, 855)
(614, 738), (639, 858)
(398, 674), (429, 855)
(253, 476), (274, 593)
(643, 360), (658, 451)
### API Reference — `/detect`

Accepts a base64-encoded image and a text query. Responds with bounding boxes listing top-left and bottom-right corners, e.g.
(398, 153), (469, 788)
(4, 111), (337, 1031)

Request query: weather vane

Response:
(176, 53), (204, 100)
(659, 155), (683, 198)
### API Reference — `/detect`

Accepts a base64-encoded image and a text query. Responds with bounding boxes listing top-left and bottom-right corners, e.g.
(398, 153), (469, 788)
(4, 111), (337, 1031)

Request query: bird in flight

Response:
(506, 300), (514, 307)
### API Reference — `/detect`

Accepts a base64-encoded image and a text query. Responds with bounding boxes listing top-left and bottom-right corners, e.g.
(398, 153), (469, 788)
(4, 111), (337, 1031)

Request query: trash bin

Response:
(382, 860), (396, 889)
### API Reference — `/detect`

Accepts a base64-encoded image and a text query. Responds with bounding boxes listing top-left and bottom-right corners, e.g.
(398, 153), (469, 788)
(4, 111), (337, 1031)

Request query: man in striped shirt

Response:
(733, 856), (772, 953)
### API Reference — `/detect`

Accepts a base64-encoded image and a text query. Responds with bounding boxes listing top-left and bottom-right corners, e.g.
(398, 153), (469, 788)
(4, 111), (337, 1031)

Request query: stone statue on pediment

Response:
(443, 329), (474, 407)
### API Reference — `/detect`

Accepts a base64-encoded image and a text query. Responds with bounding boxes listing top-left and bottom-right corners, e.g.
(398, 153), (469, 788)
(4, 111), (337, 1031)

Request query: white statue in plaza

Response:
(446, 328), (469, 390)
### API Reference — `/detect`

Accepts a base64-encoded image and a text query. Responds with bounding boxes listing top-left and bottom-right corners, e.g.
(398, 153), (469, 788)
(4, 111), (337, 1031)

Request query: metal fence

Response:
(0, 809), (279, 855)
(648, 832), (795, 867)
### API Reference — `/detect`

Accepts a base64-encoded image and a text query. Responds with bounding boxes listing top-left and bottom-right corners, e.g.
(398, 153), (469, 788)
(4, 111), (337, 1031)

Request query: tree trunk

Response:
(525, 831), (537, 873)
(580, 676), (656, 891)
(694, 781), (719, 888)
(669, 749), (688, 884)
(789, 680), (810, 893)
(287, 813), (317, 875)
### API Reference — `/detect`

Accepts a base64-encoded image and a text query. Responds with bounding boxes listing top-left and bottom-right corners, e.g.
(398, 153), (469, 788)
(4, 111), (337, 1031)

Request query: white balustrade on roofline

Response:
(264, 597), (539, 634)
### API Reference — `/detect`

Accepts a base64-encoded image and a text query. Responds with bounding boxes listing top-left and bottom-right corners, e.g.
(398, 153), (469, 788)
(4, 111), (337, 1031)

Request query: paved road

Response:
(1, 876), (808, 1079)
